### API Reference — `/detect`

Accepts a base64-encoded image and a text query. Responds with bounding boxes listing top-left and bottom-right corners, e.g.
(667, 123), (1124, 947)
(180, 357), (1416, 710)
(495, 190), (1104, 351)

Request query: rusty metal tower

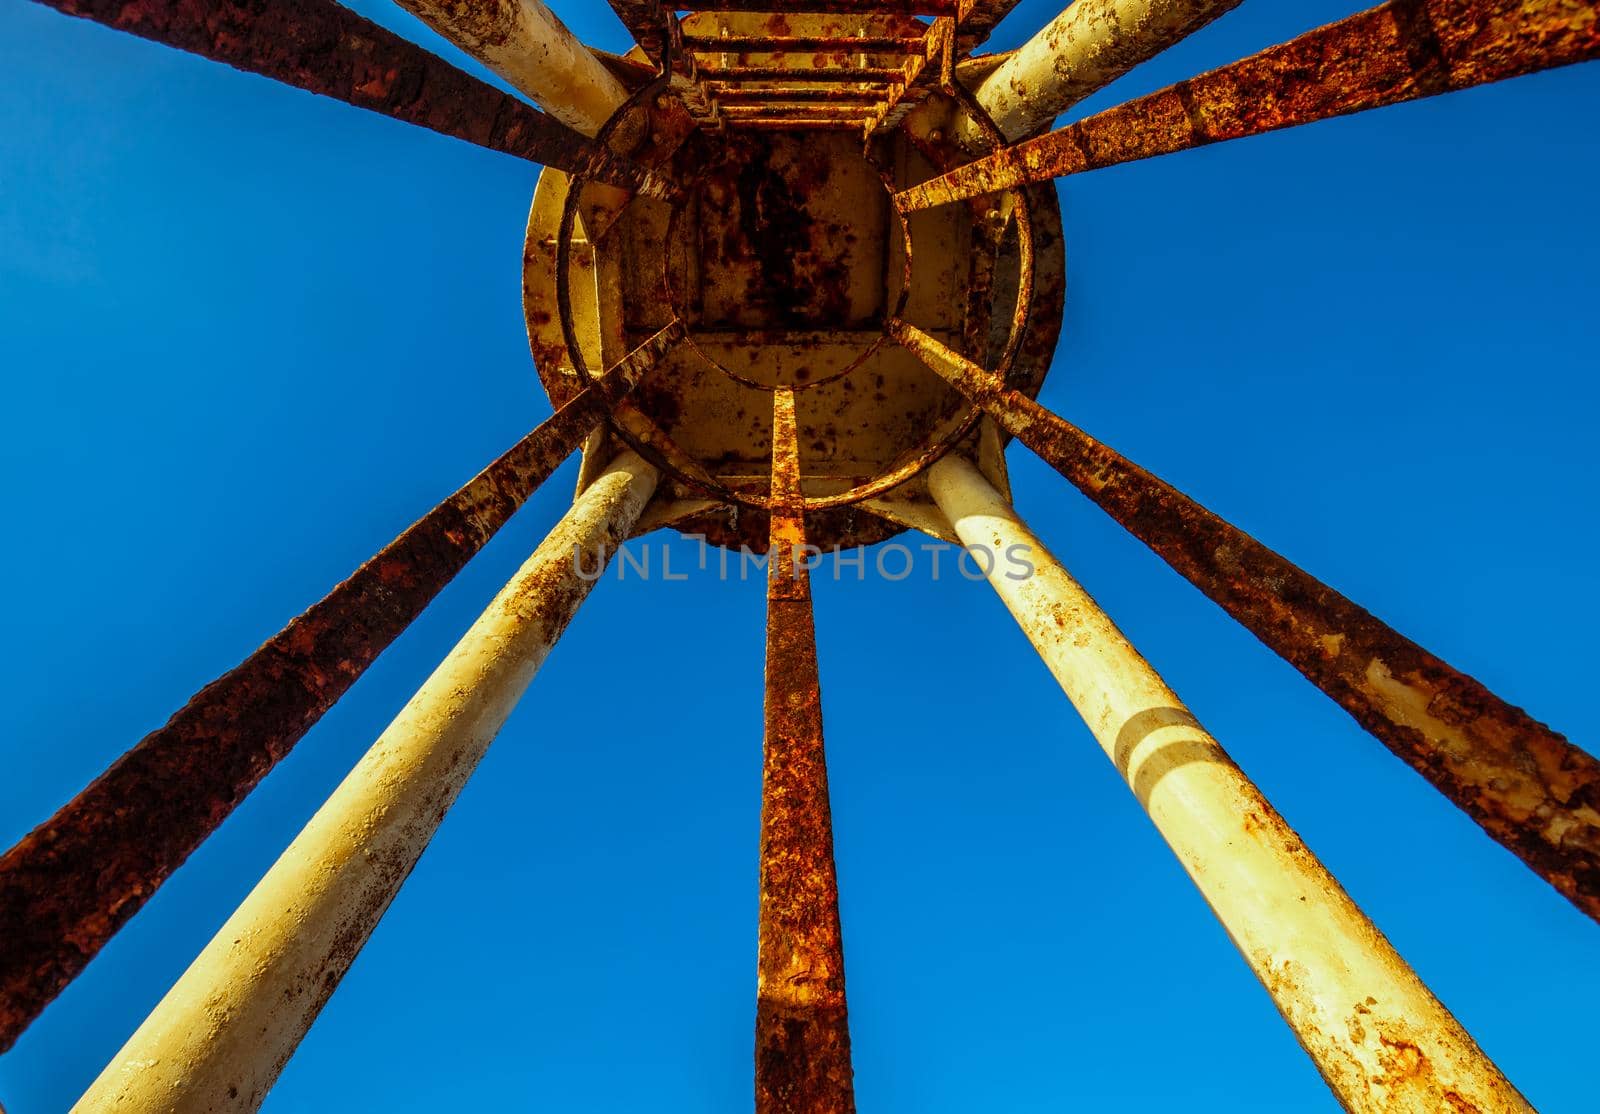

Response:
(2, 0), (1597, 1110)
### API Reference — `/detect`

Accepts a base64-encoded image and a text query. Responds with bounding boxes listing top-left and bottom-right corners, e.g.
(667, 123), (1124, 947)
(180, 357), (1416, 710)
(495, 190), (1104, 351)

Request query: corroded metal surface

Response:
(71, 453), (659, 1114)
(0, 330), (679, 1051)
(895, 321), (1600, 925)
(30, 0), (669, 195)
(902, 0), (1600, 209)
(757, 390), (854, 1113)
(526, 82), (1067, 549)
(699, 0), (956, 13)
(928, 454), (1533, 1114)
(963, 0), (1244, 144)
(390, 0), (629, 136)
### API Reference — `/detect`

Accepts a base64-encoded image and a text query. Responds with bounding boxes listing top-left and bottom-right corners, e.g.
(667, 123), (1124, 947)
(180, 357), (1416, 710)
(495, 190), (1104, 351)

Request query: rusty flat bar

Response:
(605, 0), (671, 64)
(712, 87), (884, 102)
(928, 455), (1531, 1112)
(722, 104), (877, 117)
(898, 0), (1600, 210)
(684, 33), (922, 51)
(30, 0), (674, 196)
(890, 319), (1600, 924)
(757, 389), (854, 1113)
(689, 0), (956, 13)
(867, 15), (952, 131)
(730, 119), (870, 130)
(74, 452), (661, 1112)
(955, 0), (1026, 50)
(697, 64), (907, 82)
(0, 323), (685, 1051)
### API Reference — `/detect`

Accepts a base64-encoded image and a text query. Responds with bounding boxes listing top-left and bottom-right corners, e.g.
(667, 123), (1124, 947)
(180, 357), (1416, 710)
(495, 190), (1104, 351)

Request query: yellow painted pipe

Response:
(392, 0), (628, 136)
(927, 453), (1529, 1113)
(962, 0), (1241, 146)
(73, 452), (658, 1113)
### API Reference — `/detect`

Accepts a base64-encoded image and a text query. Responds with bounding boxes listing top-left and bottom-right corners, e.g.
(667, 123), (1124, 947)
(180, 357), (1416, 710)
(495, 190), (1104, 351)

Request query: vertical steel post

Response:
(927, 453), (1530, 1114)
(71, 453), (658, 1114)
(757, 390), (855, 1114)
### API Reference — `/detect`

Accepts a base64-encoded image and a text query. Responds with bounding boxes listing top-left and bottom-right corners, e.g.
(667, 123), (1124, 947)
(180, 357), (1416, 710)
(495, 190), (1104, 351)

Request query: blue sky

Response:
(2, 1), (1597, 1110)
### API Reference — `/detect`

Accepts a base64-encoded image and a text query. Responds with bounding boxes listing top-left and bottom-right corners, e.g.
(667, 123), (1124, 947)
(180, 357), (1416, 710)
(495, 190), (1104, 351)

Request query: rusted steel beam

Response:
(891, 319), (1600, 925)
(962, 0), (1244, 145)
(955, 0), (1027, 51)
(722, 103), (876, 116)
(605, 0), (671, 65)
(729, 119), (870, 129)
(683, 33), (922, 51)
(29, 0), (676, 197)
(867, 16), (953, 132)
(690, 0), (956, 13)
(696, 64), (908, 82)
(73, 452), (660, 1112)
(927, 455), (1532, 1112)
(757, 389), (854, 1114)
(900, 0), (1600, 210)
(712, 87), (884, 103)
(0, 323), (685, 1051)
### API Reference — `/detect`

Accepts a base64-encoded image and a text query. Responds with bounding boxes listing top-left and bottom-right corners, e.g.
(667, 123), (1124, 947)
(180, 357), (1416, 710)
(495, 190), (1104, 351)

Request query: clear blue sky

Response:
(2, 2), (1596, 1110)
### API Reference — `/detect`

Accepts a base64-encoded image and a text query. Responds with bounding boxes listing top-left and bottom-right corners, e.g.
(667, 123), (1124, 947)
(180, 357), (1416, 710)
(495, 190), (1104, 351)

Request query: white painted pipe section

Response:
(962, 0), (1242, 146)
(926, 454), (1530, 1113)
(73, 452), (658, 1114)
(392, 0), (628, 136)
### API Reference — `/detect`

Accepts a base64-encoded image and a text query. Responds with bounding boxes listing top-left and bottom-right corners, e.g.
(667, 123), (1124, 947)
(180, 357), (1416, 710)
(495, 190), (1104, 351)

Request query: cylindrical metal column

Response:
(391, 0), (628, 136)
(72, 452), (658, 1114)
(926, 453), (1529, 1114)
(961, 0), (1242, 146)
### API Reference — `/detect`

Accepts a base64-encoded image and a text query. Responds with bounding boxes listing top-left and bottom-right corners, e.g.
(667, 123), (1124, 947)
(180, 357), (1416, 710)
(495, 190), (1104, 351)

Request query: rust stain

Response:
(758, 390), (854, 1113)
(899, 0), (1600, 209)
(892, 319), (1600, 926)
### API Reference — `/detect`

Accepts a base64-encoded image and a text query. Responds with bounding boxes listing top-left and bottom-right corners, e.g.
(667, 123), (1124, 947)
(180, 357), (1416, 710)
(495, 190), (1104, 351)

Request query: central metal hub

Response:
(690, 133), (889, 334)
(523, 90), (1066, 551)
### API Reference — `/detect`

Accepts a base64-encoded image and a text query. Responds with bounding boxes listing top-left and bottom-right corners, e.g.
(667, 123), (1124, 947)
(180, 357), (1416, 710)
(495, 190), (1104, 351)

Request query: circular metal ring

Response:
(552, 76), (1039, 515)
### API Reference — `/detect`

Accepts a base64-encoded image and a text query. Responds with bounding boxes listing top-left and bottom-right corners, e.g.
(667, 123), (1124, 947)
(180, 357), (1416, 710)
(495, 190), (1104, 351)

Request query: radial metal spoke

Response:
(71, 452), (660, 1112)
(692, 0), (957, 13)
(605, 0), (672, 65)
(900, 0), (1600, 210)
(757, 389), (855, 1113)
(31, 0), (673, 196)
(0, 322), (685, 1051)
(891, 318), (1600, 924)
(955, 0), (1027, 52)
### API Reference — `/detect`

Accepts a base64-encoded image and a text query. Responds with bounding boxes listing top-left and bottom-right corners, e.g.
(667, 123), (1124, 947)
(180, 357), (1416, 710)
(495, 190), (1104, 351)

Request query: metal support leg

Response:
(756, 390), (854, 1114)
(895, 319), (1600, 925)
(71, 452), (657, 1114)
(927, 453), (1529, 1114)
(961, 0), (1243, 145)
(390, 0), (628, 136)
